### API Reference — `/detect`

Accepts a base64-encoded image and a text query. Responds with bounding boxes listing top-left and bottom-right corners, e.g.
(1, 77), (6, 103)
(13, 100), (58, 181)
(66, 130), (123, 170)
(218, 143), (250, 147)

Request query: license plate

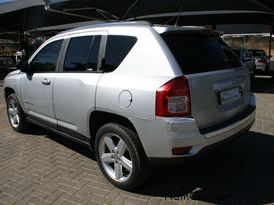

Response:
(219, 87), (242, 105)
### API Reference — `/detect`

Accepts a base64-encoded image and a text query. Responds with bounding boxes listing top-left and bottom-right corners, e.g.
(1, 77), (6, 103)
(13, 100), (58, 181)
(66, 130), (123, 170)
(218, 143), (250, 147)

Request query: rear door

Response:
(53, 33), (104, 140)
(162, 32), (250, 130)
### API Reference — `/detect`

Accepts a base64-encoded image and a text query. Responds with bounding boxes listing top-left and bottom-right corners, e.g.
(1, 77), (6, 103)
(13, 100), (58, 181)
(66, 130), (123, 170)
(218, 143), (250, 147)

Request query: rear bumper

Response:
(149, 121), (253, 166)
(137, 94), (256, 161)
(200, 105), (255, 138)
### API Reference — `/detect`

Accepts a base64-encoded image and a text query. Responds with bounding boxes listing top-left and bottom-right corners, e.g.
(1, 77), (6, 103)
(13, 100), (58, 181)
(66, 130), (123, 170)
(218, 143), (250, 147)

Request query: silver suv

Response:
(4, 21), (256, 190)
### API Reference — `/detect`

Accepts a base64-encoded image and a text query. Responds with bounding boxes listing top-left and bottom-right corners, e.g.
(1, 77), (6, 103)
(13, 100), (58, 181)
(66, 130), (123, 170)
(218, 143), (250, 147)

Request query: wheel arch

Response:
(89, 111), (144, 152)
(4, 87), (15, 101)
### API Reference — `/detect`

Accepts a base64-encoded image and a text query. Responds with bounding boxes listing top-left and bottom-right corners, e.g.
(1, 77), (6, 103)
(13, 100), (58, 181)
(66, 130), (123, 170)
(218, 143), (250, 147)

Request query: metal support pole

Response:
(268, 28), (273, 76)
(269, 29), (272, 59)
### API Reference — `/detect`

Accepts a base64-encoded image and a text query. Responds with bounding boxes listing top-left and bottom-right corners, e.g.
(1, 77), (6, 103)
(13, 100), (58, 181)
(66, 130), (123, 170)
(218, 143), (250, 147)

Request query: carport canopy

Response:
(0, 0), (274, 33)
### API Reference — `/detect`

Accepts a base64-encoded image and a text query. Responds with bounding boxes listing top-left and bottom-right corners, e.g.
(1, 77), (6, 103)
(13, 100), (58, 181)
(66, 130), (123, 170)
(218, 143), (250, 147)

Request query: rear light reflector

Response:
(172, 146), (192, 155)
(156, 76), (191, 117)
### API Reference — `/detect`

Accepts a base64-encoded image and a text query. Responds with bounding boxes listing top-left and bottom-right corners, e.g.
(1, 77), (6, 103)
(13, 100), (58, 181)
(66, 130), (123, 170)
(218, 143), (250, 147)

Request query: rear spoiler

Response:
(157, 28), (223, 37)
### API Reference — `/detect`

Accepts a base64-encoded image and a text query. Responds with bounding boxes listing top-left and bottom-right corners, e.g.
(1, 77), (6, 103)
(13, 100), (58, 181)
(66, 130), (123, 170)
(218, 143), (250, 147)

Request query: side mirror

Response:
(17, 61), (29, 73)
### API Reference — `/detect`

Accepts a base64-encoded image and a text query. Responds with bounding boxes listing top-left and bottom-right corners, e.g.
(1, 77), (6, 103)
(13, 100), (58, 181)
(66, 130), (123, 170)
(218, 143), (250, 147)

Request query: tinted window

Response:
(64, 36), (101, 72)
(232, 49), (241, 58)
(162, 33), (241, 74)
(249, 50), (266, 57)
(31, 40), (63, 72)
(103, 35), (137, 72)
(242, 49), (250, 58)
(87, 36), (101, 70)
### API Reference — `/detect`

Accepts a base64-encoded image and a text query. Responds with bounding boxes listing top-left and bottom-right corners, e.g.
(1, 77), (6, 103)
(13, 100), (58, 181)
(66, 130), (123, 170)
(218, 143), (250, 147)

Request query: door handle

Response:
(41, 79), (51, 85)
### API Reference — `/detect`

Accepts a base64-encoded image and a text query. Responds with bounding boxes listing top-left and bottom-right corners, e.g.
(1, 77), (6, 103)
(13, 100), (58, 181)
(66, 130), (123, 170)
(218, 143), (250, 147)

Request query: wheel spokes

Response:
(104, 136), (116, 151)
(120, 156), (132, 172)
(8, 108), (15, 116)
(117, 139), (126, 156)
(10, 100), (16, 109)
(101, 153), (114, 163)
(99, 133), (133, 182)
(114, 163), (123, 179)
(15, 115), (20, 124)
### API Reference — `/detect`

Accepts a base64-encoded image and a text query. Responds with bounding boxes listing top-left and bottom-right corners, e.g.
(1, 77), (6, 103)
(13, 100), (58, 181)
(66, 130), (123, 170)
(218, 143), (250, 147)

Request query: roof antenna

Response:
(174, 6), (183, 26)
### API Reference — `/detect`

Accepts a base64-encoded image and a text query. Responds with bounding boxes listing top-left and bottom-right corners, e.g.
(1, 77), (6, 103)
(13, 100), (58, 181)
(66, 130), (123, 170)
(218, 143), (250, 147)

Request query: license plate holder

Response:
(219, 87), (242, 105)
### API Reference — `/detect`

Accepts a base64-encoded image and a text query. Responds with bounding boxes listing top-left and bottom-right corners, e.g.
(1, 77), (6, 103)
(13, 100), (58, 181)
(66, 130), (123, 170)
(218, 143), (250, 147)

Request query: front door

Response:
(21, 40), (63, 126)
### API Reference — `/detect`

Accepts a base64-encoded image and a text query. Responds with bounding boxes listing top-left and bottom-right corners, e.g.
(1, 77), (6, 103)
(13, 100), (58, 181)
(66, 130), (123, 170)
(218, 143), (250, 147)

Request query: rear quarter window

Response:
(162, 33), (241, 74)
(249, 50), (266, 57)
(103, 35), (137, 72)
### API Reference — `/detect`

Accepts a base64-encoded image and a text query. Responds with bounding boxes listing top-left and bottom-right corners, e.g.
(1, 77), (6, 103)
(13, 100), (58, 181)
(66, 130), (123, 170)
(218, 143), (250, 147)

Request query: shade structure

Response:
(45, 0), (274, 20)
(0, 0), (273, 35)
(47, 0), (274, 24)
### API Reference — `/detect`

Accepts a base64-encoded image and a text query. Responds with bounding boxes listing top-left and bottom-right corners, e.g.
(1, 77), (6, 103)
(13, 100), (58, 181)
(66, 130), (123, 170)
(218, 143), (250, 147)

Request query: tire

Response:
(250, 75), (255, 90)
(250, 66), (256, 90)
(95, 123), (151, 190)
(6, 93), (29, 132)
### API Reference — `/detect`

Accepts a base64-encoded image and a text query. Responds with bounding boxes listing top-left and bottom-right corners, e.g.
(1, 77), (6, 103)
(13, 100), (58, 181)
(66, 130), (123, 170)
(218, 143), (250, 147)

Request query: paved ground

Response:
(0, 76), (274, 205)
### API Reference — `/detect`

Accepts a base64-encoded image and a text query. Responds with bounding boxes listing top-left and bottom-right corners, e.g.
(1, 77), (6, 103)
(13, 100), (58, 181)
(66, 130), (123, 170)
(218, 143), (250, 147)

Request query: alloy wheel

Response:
(8, 97), (20, 128)
(98, 133), (133, 182)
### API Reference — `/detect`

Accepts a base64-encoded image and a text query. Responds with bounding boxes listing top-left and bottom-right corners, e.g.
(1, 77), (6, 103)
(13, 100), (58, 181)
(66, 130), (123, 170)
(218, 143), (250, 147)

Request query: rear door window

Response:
(103, 35), (137, 72)
(162, 33), (241, 74)
(64, 35), (101, 72)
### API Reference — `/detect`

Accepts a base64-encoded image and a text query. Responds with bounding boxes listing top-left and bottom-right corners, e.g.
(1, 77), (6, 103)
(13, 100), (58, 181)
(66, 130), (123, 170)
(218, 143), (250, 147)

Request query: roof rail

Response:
(58, 20), (152, 35)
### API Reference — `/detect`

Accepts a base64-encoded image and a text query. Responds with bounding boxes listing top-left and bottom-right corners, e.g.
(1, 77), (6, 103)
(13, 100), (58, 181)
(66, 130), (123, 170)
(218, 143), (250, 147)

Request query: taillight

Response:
(258, 59), (266, 63)
(156, 76), (191, 117)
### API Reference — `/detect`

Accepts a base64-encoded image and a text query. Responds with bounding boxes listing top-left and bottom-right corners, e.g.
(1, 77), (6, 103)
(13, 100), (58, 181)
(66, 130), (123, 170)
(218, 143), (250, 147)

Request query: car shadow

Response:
(135, 131), (274, 204)
(45, 131), (96, 160)
(253, 75), (274, 94)
(44, 129), (274, 204)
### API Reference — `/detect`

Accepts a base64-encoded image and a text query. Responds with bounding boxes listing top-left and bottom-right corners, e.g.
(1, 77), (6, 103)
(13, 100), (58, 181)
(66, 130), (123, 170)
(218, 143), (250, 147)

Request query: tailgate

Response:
(161, 29), (251, 130)
(187, 68), (250, 129)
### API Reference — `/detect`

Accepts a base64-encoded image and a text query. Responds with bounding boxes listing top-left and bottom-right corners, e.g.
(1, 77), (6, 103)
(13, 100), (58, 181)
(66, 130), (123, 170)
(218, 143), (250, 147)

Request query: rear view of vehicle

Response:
(164, 31), (251, 120)
(95, 27), (255, 189)
(249, 49), (270, 72)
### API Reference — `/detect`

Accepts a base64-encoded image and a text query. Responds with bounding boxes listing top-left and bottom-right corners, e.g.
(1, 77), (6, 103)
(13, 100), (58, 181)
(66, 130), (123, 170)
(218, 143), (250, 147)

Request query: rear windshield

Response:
(249, 50), (265, 57)
(162, 33), (241, 74)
